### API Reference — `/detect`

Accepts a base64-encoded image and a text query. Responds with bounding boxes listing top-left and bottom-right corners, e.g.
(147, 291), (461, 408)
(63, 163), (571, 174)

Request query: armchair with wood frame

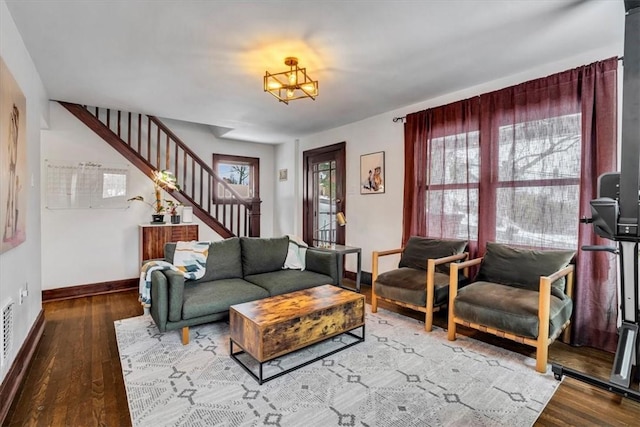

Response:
(447, 242), (575, 373)
(372, 237), (468, 331)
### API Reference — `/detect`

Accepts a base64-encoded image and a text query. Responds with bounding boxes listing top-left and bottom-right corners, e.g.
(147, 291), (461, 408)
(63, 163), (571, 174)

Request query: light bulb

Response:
(286, 88), (295, 98)
(301, 83), (317, 95)
(267, 81), (282, 90)
(288, 72), (297, 85)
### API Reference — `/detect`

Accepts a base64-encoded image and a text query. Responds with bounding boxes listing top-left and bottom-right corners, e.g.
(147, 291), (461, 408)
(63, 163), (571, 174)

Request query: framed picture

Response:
(360, 151), (385, 194)
(1, 56), (27, 254)
(278, 168), (288, 181)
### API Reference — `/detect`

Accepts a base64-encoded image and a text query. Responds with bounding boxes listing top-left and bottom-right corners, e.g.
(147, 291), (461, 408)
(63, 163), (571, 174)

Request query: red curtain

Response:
(573, 58), (619, 351)
(402, 57), (619, 351)
(402, 109), (429, 244)
(402, 99), (480, 255)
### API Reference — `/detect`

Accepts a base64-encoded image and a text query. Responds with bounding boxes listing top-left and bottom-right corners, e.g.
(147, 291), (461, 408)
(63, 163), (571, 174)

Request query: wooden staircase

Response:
(59, 101), (260, 238)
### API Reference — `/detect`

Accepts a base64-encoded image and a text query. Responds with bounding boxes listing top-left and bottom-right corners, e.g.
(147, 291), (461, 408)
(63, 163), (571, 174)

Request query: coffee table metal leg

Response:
(356, 249), (362, 292)
(230, 338), (264, 384)
(230, 324), (365, 385)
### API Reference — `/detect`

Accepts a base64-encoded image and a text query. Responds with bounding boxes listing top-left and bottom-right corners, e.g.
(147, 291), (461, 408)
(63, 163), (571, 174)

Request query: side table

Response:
(313, 244), (362, 292)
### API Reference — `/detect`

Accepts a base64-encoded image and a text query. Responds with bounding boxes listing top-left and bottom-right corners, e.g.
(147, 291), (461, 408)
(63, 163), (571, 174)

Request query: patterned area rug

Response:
(115, 306), (560, 427)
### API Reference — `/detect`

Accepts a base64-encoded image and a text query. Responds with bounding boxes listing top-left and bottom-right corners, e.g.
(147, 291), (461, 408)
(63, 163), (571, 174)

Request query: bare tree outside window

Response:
(426, 113), (581, 250)
(212, 154), (260, 201)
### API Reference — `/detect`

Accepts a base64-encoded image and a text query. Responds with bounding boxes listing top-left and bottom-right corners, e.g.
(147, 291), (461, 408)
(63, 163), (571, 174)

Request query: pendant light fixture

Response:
(264, 57), (318, 105)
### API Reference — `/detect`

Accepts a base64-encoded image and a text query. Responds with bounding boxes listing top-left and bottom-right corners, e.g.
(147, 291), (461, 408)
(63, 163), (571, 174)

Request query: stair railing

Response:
(59, 102), (260, 238)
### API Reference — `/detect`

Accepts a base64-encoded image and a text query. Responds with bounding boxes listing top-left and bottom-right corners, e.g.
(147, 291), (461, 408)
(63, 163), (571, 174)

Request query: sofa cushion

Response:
(476, 242), (574, 294)
(375, 267), (465, 307)
(165, 237), (243, 284)
(399, 237), (467, 273)
(453, 281), (573, 339)
(181, 278), (269, 320)
(244, 270), (333, 296)
(240, 236), (289, 276)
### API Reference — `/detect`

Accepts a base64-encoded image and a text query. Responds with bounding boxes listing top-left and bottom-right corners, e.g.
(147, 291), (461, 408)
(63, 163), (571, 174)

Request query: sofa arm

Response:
(306, 249), (339, 285)
(150, 269), (186, 328)
(149, 270), (168, 332)
(165, 269), (186, 322)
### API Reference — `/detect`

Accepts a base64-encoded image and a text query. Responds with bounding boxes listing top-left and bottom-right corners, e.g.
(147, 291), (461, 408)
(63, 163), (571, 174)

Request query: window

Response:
(495, 114), (581, 249)
(212, 154), (259, 200)
(426, 131), (479, 241)
(425, 115), (580, 250)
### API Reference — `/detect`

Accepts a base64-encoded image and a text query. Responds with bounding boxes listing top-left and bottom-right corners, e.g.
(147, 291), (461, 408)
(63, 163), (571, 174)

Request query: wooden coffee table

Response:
(229, 285), (365, 384)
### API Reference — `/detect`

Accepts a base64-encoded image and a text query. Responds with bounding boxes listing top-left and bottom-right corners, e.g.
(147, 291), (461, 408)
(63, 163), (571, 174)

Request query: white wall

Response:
(291, 45), (622, 277)
(0, 0), (48, 383)
(273, 139), (299, 236)
(40, 103), (276, 290)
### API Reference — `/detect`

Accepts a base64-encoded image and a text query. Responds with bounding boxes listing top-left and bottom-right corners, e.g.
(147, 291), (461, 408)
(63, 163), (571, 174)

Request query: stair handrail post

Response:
(249, 198), (261, 237)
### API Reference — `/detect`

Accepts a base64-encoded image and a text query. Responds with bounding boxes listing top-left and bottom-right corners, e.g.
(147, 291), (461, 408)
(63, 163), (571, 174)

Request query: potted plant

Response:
(166, 200), (183, 224)
(128, 170), (180, 223)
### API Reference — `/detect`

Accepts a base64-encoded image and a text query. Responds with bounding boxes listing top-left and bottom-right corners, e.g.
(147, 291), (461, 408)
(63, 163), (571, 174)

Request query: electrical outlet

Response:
(19, 288), (24, 305)
(19, 286), (28, 305)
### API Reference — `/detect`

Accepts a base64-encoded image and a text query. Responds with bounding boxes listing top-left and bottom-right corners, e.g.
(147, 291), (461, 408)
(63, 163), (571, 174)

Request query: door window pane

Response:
(313, 160), (337, 246)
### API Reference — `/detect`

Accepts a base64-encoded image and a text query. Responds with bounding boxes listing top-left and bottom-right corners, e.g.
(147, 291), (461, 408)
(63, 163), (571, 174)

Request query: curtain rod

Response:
(392, 56), (624, 124)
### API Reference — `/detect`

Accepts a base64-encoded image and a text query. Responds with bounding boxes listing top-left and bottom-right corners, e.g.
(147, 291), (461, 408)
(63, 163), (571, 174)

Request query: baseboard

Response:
(42, 278), (138, 302)
(0, 309), (45, 425)
(345, 270), (372, 286)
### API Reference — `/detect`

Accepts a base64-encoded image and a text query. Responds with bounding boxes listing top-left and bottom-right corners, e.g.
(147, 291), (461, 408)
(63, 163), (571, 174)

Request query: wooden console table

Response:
(139, 223), (198, 263)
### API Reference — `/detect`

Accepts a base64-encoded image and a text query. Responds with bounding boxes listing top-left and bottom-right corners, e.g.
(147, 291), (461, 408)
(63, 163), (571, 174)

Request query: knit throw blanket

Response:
(139, 241), (209, 309)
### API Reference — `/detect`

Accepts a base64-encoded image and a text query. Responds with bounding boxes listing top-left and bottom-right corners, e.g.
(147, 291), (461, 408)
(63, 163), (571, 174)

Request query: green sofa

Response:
(149, 236), (339, 344)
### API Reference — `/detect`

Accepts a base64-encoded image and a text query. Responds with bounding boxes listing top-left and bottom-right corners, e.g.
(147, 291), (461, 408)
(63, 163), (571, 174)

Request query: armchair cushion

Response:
(476, 242), (574, 295)
(375, 267), (459, 307)
(399, 237), (468, 273)
(453, 281), (573, 339)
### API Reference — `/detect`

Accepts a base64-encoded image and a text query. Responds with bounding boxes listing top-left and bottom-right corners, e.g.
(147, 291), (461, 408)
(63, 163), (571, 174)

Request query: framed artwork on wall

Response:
(360, 151), (385, 194)
(0, 56), (27, 254)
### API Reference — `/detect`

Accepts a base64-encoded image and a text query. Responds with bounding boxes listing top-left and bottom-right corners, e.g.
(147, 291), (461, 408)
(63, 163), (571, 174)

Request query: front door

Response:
(303, 142), (346, 247)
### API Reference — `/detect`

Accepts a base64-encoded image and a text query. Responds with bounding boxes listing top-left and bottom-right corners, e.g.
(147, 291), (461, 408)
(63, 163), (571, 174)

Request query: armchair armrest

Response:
(374, 248), (404, 257)
(372, 248), (403, 283)
(538, 264), (574, 343)
(452, 256), (483, 270)
(448, 256), (482, 302)
(424, 252), (468, 330)
(542, 265), (574, 297)
(429, 252), (468, 267)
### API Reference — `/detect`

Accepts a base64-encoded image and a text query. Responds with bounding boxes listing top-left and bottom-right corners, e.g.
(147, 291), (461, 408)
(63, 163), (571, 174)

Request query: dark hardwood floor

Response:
(4, 283), (640, 426)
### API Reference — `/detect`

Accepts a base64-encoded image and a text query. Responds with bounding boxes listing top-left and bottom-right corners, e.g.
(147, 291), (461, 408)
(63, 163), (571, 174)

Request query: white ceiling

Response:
(5, 0), (625, 144)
